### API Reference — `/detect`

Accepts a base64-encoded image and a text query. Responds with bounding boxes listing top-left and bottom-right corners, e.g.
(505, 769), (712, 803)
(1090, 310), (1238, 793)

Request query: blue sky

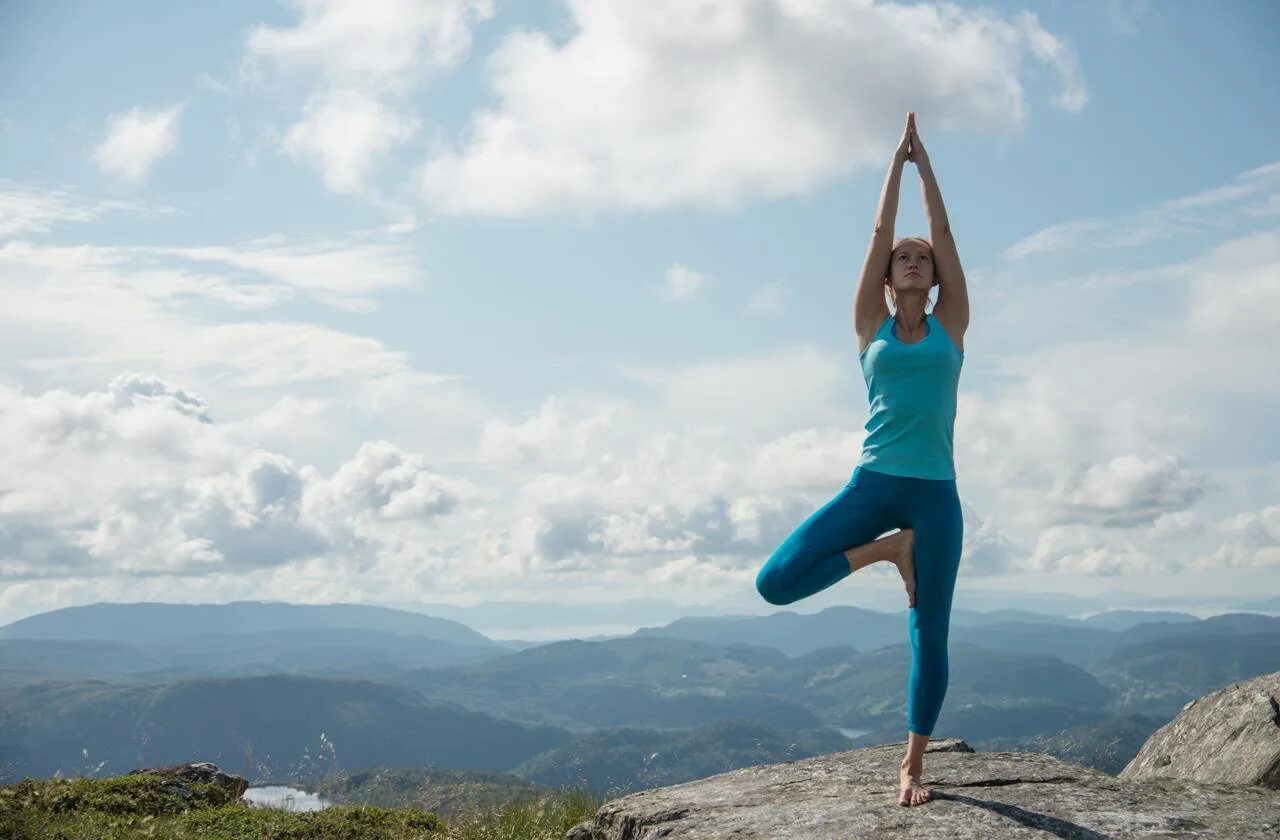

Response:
(1, 0), (1279, 628)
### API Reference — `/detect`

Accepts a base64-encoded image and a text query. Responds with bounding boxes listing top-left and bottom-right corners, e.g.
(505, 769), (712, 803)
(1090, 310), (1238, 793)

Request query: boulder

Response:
(1119, 670), (1280, 789)
(127, 761), (249, 799)
(565, 737), (1280, 839)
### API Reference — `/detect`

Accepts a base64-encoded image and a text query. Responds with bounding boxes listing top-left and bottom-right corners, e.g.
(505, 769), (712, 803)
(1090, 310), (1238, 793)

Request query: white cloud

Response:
(620, 343), (851, 440)
(478, 395), (621, 467)
(1188, 504), (1280, 570)
(659, 263), (708, 302)
(1148, 509), (1204, 540)
(745, 427), (862, 492)
(1185, 228), (1280, 338)
(959, 501), (1024, 576)
(92, 104), (184, 183)
(1000, 160), (1280, 260)
(1026, 524), (1158, 576)
(0, 228), (423, 316)
(420, 0), (1085, 214)
(0, 375), (480, 583)
(1044, 454), (1209, 529)
(7, 161), (1280, 620)
(245, 0), (493, 87)
(245, 0), (493, 194)
(0, 181), (161, 238)
(282, 89), (420, 194)
(148, 234), (422, 312)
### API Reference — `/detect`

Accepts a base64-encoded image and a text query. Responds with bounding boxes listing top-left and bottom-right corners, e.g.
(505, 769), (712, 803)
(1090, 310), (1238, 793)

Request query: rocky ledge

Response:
(1120, 670), (1280, 788)
(566, 731), (1280, 839)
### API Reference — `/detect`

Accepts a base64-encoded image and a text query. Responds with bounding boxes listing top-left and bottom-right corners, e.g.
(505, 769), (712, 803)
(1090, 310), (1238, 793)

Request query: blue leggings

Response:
(754, 465), (963, 737)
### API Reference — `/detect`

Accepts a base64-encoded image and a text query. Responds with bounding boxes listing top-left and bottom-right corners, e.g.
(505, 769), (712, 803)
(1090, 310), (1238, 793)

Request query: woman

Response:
(754, 112), (969, 808)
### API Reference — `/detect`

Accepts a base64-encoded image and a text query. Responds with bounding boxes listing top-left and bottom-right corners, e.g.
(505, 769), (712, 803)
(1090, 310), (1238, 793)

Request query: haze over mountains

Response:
(2, 599), (1278, 793)
(377, 588), (1280, 641)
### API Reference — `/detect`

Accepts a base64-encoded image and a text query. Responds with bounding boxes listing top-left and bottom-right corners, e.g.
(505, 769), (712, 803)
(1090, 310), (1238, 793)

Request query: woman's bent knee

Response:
(755, 569), (794, 606)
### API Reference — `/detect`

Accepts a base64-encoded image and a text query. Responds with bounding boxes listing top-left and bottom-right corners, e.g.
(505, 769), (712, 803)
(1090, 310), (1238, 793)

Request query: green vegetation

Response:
(0, 770), (608, 840)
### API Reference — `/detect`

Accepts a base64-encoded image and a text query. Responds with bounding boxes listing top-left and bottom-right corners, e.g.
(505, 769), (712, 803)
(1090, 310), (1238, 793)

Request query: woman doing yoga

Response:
(755, 112), (969, 808)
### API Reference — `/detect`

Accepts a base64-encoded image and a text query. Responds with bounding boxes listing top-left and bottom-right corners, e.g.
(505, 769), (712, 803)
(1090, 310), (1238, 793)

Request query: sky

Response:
(1, 0), (1279, 628)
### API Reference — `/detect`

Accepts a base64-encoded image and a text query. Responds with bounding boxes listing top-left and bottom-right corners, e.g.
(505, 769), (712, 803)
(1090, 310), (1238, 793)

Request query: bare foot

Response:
(891, 529), (916, 609)
(898, 758), (931, 806)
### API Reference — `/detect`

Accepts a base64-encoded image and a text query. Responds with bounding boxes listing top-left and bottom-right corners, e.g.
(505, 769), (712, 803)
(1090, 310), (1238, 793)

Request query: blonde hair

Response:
(885, 236), (938, 313)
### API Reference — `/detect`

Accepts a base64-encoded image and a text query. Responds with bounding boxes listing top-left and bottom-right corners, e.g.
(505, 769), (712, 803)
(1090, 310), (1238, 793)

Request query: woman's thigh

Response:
(761, 467), (904, 577)
(901, 479), (964, 622)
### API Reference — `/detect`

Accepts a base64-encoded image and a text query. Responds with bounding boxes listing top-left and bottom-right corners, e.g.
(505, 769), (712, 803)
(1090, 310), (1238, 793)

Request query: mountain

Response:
(1077, 609), (1199, 631)
(629, 605), (907, 656)
(0, 601), (499, 648)
(0, 674), (569, 781)
(626, 604), (1249, 667)
(1115, 612), (1280, 644)
(379, 597), (730, 635)
(0, 629), (512, 692)
(397, 635), (1115, 740)
(1092, 630), (1280, 720)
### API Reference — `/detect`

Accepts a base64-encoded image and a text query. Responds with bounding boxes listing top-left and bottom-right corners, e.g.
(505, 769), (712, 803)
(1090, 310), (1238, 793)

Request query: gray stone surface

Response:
(564, 737), (1280, 839)
(127, 760), (249, 799)
(1119, 670), (1280, 789)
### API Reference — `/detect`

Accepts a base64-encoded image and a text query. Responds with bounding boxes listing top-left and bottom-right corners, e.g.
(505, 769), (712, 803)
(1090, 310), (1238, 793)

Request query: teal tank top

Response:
(857, 312), (964, 480)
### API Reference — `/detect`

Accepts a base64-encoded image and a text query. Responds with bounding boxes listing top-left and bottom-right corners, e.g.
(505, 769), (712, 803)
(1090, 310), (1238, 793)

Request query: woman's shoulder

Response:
(931, 306), (966, 354)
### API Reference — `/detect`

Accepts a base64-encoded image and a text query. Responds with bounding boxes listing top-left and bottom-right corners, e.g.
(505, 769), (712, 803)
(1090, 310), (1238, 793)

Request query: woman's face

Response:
(888, 242), (935, 293)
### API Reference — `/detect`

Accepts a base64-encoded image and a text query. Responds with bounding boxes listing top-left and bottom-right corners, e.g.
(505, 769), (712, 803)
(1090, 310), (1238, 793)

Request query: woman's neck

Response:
(894, 306), (927, 333)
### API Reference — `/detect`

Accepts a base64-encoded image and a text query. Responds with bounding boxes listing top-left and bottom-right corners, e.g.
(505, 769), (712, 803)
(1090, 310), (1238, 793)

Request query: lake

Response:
(242, 785), (333, 812)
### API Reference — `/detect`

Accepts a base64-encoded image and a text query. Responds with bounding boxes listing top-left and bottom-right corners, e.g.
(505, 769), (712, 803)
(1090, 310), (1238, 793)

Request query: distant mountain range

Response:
(1, 599), (1276, 790)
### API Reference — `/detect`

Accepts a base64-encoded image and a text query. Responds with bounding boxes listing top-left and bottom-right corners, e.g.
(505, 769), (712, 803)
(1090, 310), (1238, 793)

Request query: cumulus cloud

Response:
(1185, 227), (1280, 338)
(959, 500), (1024, 576)
(281, 90), (420, 194)
(245, 0), (493, 194)
(1045, 454), (1209, 529)
(1026, 523), (1158, 576)
(0, 376), (479, 583)
(92, 104), (184, 183)
(1188, 505), (1280, 570)
(420, 0), (1085, 214)
(745, 427), (862, 491)
(478, 395), (621, 467)
(0, 229), (488, 480)
(245, 0), (493, 86)
(1147, 509), (1205, 540)
(621, 343), (851, 440)
(949, 167), (1280, 575)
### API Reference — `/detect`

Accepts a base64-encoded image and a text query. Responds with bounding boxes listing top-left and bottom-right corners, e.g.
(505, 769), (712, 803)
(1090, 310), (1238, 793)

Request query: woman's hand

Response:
(894, 112), (915, 166)
(907, 114), (929, 166)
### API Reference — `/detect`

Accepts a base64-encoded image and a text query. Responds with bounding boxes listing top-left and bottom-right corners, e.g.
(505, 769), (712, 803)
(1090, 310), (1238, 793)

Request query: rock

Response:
(126, 761), (248, 799)
(564, 737), (1280, 839)
(1120, 670), (1280, 789)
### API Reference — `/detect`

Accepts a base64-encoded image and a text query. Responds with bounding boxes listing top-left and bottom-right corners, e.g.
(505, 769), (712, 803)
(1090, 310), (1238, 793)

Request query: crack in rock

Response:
(940, 775), (1080, 788)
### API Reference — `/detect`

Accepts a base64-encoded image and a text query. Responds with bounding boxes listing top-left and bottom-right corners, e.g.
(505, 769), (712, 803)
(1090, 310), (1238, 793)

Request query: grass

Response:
(0, 772), (609, 840)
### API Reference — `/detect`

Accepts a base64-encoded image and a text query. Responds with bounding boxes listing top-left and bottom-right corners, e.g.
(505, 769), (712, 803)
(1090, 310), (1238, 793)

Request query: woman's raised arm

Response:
(911, 121), (969, 331)
(853, 114), (913, 340)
